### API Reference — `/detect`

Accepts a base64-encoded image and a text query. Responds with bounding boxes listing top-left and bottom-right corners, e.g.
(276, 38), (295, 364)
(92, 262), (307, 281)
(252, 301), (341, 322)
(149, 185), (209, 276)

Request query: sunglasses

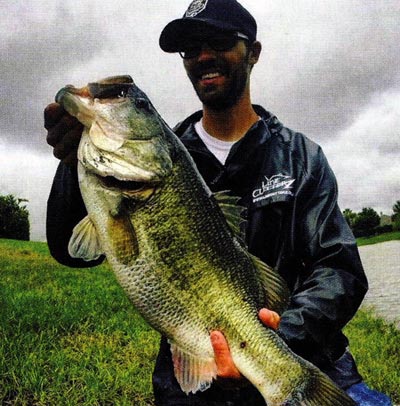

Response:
(179, 32), (250, 59)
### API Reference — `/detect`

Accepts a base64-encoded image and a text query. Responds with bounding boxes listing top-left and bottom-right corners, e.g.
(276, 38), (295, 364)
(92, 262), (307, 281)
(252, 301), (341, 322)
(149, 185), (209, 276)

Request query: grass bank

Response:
(357, 231), (400, 246)
(344, 310), (400, 403)
(1, 238), (398, 404)
(0, 238), (159, 405)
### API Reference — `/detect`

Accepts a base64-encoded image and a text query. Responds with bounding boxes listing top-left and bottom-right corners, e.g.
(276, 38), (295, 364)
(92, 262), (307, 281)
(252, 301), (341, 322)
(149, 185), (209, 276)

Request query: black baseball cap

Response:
(159, 0), (257, 52)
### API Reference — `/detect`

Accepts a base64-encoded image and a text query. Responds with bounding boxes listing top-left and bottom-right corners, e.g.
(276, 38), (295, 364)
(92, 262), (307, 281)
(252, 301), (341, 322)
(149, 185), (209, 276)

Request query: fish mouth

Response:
(98, 175), (156, 198)
(56, 75), (134, 101)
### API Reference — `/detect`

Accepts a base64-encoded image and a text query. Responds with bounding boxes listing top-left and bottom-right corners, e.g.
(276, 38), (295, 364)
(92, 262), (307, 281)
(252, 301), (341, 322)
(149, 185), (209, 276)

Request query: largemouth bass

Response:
(55, 75), (355, 406)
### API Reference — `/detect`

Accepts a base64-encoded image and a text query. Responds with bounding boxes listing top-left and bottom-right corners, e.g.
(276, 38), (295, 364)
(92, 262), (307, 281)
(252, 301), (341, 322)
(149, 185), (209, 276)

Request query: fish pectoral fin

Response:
(169, 340), (217, 395)
(213, 191), (245, 238)
(68, 215), (104, 261)
(251, 254), (290, 315)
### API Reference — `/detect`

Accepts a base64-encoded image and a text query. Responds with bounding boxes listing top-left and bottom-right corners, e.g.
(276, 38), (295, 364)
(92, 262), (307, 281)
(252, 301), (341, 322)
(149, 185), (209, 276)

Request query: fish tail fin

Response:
(293, 369), (356, 406)
(169, 340), (217, 395)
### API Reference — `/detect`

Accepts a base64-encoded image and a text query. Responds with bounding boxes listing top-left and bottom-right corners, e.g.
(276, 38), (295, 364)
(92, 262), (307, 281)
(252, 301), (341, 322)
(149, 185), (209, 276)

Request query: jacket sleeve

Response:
(46, 162), (104, 268)
(277, 147), (368, 363)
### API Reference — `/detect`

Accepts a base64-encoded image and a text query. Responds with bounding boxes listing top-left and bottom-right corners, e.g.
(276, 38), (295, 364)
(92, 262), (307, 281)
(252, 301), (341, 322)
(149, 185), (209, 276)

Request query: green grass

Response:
(0, 239), (159, 405)
(357, 231), (400, 246)
(1, 238), (399, 404)
(345, 309), (400, 403)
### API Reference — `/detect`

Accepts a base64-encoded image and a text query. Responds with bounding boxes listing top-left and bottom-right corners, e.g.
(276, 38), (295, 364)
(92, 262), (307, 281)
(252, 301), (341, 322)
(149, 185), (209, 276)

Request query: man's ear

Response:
(248, 41), (262, 66)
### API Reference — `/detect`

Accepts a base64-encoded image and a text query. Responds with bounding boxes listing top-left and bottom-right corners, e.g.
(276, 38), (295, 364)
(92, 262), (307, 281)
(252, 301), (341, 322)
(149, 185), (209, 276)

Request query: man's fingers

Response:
(210, 331), (241, 379)
(259, 308), (280, 330)
(44, 101), (82, 166)
(52, 126), (82, 158)
(209, 310), (280, 382)
(47, 116), (82, 148)
(44, 103), (65, 130)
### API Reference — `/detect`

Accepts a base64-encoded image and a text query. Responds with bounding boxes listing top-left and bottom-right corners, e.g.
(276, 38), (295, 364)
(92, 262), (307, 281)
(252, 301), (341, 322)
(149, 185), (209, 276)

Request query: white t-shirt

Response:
(194, 120), (236, 165)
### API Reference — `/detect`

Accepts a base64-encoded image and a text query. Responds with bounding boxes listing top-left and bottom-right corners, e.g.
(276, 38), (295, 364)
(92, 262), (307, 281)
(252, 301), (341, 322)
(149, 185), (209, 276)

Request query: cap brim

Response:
(159, 18), (238, 52)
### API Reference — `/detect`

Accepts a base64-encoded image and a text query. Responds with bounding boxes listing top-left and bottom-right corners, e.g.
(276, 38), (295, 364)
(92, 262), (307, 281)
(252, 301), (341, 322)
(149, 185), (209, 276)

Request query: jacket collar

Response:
(174, 105), (282, 160)
(173, 105), (282, 138)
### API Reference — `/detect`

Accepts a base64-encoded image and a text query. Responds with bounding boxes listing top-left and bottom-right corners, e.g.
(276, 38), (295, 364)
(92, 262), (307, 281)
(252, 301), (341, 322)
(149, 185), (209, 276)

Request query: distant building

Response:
(380, 213), (392, 226)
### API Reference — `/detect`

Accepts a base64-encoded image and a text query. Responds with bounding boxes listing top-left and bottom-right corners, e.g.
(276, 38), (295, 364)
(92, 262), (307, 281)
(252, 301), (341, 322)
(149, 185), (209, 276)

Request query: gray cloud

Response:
(1, 2), (110, 150)
(250, 0), (400, 140)
(1, 0), (399, 240)
(324, 90), (400, 213)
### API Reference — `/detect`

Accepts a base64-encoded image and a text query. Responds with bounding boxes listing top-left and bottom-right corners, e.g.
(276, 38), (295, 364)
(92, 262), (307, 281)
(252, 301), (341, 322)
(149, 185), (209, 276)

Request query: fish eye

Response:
(135, 98), (151, 111)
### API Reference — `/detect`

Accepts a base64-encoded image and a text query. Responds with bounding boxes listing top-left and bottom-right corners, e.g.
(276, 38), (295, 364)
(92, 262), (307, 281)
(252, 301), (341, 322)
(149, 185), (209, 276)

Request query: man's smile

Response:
(181, 35), (254, 110)
(199, 71), (225, 87)
(201, 72), (222, 80)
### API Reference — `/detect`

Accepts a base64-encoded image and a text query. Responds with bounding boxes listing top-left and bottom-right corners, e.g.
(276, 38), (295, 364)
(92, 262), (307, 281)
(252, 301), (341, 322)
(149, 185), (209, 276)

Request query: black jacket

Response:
(47, 105), (367, 403)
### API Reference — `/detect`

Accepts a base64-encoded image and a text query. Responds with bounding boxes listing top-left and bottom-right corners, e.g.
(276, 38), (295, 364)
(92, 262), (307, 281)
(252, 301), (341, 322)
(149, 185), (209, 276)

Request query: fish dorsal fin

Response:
(68, 215), (104, 261)
(213, 191), (245, 238)
(250, 254), (290, 315)
(214, 191), (289, 314)
(169, 340), (217, 395)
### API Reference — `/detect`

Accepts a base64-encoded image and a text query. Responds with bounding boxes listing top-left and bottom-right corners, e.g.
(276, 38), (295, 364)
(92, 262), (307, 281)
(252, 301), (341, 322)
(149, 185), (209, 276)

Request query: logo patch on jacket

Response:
(185, 0), (208, 17)
(252, 173), (295, 203)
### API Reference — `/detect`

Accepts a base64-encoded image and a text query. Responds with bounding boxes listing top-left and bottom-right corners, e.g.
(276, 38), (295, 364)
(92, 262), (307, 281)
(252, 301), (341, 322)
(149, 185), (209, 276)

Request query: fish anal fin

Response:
(251, 254), (290, 315)
(213, 191), (245, 238)
(169, 341), (217, 395)
(68, 215), (103, 261)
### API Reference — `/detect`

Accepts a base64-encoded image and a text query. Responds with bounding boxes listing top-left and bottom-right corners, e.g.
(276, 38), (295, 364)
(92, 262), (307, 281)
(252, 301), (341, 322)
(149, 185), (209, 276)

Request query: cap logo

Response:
(185, 0), (208, 17)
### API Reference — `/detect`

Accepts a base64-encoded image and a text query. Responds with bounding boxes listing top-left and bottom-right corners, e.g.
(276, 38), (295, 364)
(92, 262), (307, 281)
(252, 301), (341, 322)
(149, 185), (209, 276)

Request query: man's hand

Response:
(210, 308), (281, 379)
(44, 103), (83, 166)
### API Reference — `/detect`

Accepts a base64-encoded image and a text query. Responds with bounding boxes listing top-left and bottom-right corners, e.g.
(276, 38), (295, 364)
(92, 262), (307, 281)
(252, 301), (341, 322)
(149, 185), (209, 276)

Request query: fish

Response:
(55, 75), (356, 406)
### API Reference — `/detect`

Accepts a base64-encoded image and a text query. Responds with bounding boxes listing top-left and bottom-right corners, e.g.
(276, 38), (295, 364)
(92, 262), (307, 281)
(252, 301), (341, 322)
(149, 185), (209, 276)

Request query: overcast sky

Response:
(1, 0), (399, 241)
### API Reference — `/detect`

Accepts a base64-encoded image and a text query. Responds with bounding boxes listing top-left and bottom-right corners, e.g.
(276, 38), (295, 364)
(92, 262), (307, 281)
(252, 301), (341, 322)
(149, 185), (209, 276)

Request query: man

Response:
(45, 0), (392, 405)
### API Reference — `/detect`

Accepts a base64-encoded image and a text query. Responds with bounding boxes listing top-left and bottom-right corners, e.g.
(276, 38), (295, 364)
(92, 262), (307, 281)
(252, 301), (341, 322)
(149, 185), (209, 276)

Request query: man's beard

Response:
(189, 57), (250, 111)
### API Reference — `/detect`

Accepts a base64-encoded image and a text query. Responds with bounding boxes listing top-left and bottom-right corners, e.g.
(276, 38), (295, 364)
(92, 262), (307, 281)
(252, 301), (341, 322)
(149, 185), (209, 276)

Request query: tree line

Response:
(1, 193), (400, 242)
(0, 194), (29, 241)
(343, 201), (400, 238)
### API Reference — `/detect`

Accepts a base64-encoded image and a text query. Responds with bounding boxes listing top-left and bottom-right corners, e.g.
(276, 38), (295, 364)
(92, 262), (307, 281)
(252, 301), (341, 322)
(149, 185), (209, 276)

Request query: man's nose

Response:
(197, 43), (217, 62)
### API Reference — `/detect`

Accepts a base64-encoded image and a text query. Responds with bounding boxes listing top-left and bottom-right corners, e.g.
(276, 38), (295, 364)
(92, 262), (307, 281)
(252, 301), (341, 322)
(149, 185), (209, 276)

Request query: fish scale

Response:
(57, 75), (356, 406)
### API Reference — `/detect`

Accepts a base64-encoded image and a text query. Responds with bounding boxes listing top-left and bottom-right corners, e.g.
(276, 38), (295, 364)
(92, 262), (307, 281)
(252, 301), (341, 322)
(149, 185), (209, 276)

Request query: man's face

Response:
(182, 35), (253, 110)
